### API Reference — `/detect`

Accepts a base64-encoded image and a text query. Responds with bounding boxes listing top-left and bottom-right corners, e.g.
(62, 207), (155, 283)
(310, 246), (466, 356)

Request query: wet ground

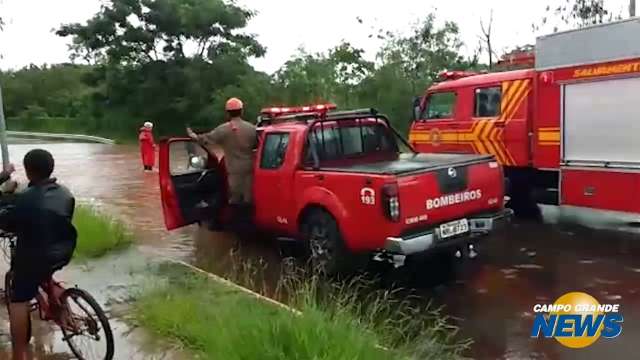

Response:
(2, 141), (639, 359)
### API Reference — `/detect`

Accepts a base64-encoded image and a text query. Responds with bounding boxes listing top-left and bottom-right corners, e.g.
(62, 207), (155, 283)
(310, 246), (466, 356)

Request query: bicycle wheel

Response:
(4, 271), (32, 343)
(60, 288), (114, 360)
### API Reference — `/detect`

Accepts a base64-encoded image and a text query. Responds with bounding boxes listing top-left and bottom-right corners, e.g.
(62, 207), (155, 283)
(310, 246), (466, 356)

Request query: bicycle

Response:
(1, 232), (114, 360)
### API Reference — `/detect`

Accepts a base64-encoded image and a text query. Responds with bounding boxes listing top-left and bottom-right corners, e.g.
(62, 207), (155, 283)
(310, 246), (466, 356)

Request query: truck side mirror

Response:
(412, 96), (422, 121)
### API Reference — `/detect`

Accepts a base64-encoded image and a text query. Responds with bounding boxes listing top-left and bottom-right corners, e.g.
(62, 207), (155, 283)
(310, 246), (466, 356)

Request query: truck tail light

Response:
(382, 183), (400, 222)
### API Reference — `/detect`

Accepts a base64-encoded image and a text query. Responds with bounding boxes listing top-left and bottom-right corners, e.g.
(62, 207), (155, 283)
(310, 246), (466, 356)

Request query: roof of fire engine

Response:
(429, 68), (536, 92)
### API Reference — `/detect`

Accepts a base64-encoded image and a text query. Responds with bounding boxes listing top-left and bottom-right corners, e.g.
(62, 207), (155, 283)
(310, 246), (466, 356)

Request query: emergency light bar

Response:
(437, 71), (478, 81)
(260, 103), (337, 116)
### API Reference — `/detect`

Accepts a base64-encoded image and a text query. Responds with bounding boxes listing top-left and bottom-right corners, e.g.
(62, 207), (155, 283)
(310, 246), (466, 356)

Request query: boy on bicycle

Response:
(0, 149), (77, 360)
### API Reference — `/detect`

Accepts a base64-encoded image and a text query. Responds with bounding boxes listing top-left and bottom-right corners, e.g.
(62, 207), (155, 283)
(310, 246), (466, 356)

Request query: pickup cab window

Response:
(306, 123), (397, 163)
(340, 125), (394, 155)
(260, 133), (290, 169)
(423, 91), (456, 120)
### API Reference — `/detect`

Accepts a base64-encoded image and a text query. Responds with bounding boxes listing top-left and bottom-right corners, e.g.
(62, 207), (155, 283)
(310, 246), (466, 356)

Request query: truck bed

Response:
(319, 153), (495, 175)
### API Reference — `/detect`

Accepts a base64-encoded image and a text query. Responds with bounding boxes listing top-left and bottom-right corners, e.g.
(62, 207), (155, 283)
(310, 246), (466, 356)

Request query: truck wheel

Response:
(301, 209), (364, 276)
(506, 172), (542, 220)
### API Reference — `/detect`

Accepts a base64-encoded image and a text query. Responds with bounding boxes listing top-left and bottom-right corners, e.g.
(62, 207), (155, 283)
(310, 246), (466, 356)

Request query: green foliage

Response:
(134, 263), (467, 360)
(3, 1), (485, 140)
(378, 15), (466, 93)
(73, 205), (134, 259)
(267, 17), (476, 134)
(0, 64), (93, 119)
(52, 0), (266, 135)
(56, 0), (264, 64)
(537, 0), (623, 32)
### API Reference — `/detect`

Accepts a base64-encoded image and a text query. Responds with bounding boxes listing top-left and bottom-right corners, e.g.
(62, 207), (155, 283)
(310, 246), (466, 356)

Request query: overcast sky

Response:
(0, 0), (631, 73)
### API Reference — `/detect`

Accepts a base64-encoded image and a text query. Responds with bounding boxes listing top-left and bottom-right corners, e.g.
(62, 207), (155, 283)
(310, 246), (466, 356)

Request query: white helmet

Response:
(144, 121), (153, 129)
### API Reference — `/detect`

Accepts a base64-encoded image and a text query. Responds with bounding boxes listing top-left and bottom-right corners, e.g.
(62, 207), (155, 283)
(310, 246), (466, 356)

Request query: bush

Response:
(72, 205), (133, 259)
(134, 263), (469, 360)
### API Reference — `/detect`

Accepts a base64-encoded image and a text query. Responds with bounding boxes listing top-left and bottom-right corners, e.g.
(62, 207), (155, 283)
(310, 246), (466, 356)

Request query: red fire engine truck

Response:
(410, 18), (640, 223)
(158, 105), (511, 274)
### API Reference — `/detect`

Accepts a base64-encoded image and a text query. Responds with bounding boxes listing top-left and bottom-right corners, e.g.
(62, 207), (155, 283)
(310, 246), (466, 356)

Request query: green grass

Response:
(72, 205), (134, 259)
(134, 263), (468, 360)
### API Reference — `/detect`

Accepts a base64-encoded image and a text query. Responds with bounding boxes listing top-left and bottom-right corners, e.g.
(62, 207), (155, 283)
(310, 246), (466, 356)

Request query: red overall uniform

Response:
(138, 127), (156, 170)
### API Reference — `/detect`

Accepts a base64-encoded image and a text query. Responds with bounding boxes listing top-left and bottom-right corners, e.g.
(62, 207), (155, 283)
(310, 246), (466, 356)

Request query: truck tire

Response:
(301, 209), (366, 276)
(506, 171), (542, 220)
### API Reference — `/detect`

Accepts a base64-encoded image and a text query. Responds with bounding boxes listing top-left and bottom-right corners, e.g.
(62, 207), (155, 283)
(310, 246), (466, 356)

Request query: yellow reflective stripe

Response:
(502, 79), (530, 121)
(538, 131), (560, 142)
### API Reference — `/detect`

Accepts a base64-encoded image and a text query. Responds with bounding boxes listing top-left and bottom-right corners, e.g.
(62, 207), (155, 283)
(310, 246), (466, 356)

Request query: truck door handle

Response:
(315, 174), (324, 181)
(494, 122), (505, 128)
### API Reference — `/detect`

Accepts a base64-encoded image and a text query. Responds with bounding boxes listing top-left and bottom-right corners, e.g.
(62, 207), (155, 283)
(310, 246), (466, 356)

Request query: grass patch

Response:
(134, 263), (468, 360)
(73, 205), (133, 259)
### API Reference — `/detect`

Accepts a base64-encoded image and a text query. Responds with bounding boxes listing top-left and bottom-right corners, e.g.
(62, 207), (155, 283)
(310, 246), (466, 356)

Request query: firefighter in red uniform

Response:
(138, 122), (156, 171)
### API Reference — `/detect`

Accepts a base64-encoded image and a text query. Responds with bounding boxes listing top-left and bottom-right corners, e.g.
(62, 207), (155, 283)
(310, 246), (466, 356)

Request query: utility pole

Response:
(0, 85), (10, 170)
(631, 0), (636, 17)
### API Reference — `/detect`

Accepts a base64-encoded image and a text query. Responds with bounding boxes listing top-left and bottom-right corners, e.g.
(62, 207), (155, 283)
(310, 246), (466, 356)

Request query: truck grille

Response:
(435, 166), (468, 194)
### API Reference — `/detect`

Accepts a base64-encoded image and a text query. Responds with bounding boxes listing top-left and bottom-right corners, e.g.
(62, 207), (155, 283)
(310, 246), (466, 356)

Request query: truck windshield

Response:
(306, 122), (398, 162)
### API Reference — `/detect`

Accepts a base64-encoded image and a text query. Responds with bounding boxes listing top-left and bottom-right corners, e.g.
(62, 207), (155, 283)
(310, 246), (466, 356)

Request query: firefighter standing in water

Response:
(138, 122), (156, 171)
(186, 98), (257, 229)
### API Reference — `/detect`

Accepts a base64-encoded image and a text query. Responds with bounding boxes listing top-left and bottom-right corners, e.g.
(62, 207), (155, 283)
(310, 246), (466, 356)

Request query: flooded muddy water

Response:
(427, 221), (640, 360)
(3, 141), (639, 359)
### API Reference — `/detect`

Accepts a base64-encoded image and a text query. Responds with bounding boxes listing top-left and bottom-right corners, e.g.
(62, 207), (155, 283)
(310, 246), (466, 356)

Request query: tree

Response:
(536, 0), (622, 33)
(57, 0), (264, 64)
(378, 15), (468, 93)
(272, 42), (373, 108)
(479, 10), (496, 70)
(2, 6), (480, 140)
(55, 0), (268, 136)
(354, 15), (480, 132)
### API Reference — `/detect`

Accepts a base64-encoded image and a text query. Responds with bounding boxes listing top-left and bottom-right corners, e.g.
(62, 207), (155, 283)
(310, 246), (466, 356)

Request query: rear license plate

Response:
(439, 219), (469, 239)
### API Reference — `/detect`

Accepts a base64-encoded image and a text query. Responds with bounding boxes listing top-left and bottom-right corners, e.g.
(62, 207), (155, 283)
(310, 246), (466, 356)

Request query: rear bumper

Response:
(384, 208), (513, 255)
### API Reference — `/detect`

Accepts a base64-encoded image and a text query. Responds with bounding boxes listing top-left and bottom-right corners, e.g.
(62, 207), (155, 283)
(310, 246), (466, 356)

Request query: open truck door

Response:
(159, 138), (226, 230)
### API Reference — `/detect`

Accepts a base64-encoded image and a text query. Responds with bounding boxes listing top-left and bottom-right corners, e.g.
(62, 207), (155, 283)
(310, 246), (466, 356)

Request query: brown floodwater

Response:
(1, 141), (638, 359)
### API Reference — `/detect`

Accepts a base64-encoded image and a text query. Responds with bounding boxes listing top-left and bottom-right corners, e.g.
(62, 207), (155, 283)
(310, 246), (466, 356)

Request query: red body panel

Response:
(561, 168), (640, 213)
(531, 71), (561, 169)
(293, 171), (390, 251)
(158, 139), (184, 230)
(397, 161), (503, 227)
(253, 125), (305, 234)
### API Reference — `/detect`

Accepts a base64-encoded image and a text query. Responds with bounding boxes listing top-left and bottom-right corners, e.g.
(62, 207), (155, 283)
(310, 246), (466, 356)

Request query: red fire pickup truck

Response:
(159, 106), (511, 274)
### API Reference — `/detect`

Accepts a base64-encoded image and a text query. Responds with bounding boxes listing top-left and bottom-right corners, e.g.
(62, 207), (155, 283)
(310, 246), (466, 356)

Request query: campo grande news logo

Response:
(530, 292), (623, 348)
